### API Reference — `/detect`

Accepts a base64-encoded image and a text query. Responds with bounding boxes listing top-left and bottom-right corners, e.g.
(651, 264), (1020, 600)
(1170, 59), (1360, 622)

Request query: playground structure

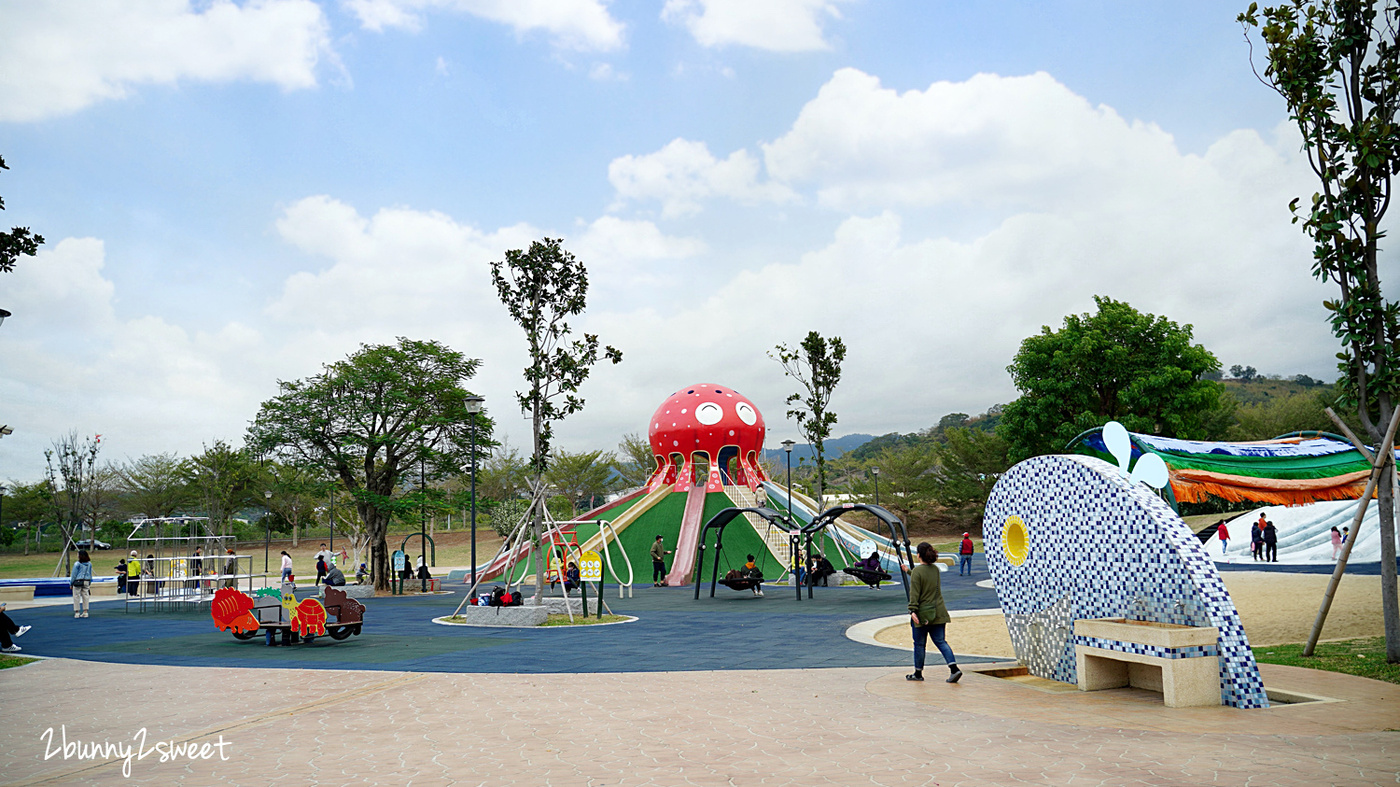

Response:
(211, 583), (364, 646)
(124, 517), (262, 612)
(462, 384), (922, 597)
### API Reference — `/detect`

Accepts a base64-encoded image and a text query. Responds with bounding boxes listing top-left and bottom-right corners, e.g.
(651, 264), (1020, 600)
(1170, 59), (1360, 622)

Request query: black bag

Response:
(489, 586), (506, 607)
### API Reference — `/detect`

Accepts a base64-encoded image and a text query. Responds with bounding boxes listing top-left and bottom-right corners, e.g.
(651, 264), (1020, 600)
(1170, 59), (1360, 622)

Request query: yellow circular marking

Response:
(1003, 515), (1029, 566)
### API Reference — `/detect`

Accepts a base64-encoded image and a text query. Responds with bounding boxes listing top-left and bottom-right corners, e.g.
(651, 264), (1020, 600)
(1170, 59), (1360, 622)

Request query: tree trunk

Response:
(1381, 462), (1400, 662)
(532, 490), (545, 602)
(292, 515), (299, 548)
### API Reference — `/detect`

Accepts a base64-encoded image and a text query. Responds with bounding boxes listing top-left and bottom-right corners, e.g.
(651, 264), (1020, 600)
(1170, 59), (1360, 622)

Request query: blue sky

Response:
(0, 1), (1351, 480)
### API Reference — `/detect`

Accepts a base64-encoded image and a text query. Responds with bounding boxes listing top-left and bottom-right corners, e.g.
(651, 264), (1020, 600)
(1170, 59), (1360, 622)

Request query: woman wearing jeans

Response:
(907, 542), (962, 684)
(70, 550), (93, 618)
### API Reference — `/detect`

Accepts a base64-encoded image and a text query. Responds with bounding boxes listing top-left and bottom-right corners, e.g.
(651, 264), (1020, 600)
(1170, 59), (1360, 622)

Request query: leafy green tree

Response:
(858, 444), (938, 525)
(478, 437), (530, 503)
(1, 480), (54, 555)
(181, 441), (259, 537)
(547, 449), (618, 511)
(263, 462), (326, 548)
(1241, 0), (1400, 660)
(492, 237), (621, 600)
(933, 428), (1011, 514)
(114, 453), (189, 519)
(613, 431), (657, 487)
(248, 338), (491, 591)
(0, 155), (43, 274)
(998, 296), (1225, 461)
(771, 331), (847, 507)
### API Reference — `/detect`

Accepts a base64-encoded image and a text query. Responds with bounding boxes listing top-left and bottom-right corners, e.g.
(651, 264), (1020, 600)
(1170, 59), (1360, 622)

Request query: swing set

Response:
(692, 501), (917, 602)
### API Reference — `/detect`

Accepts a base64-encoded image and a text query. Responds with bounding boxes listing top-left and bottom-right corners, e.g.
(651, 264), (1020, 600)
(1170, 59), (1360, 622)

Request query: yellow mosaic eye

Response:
(1003, 515), (1029, 566)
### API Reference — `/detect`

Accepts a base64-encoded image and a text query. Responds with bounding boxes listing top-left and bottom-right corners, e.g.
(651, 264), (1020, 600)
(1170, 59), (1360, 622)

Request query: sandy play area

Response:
(874, 572), (1391, 658)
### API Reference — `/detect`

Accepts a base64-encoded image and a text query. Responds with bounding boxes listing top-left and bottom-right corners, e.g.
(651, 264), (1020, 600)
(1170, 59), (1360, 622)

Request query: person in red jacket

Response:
(958, 533), (975, 576)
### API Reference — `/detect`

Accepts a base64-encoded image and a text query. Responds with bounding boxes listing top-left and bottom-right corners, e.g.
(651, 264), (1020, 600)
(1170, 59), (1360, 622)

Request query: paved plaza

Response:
(0, 570), (1396, 785)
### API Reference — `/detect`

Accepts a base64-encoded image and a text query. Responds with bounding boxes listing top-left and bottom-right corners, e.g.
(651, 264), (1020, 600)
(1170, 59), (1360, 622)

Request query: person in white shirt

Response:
(280, 551), (294, 582)
(313, 544), (335, 585)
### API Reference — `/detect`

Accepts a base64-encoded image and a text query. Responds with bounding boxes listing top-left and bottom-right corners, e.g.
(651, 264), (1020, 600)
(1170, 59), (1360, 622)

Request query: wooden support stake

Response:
(1305, 406), (1400, 656)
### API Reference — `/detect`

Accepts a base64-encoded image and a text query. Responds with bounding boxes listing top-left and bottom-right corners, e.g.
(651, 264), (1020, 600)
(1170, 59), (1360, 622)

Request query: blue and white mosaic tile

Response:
(983, 454), (1269, 709)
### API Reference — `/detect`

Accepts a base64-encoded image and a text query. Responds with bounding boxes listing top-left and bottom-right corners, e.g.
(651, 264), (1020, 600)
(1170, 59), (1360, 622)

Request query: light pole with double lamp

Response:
(465, 395), (484, 589)
(264, 491), (272, 574)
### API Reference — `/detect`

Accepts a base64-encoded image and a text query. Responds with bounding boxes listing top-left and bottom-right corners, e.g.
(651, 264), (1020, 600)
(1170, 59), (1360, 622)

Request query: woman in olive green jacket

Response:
(907, 542), (961, 683)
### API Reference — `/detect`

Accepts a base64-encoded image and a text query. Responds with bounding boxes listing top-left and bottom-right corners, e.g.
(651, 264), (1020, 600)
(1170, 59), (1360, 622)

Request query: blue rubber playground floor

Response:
(8, 560), (1000, 674)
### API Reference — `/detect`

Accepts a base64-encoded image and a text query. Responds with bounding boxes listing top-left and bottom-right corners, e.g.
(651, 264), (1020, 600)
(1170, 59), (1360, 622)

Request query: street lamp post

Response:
(420, 454), (428, 593)
(781, 440), (796, 526)
(872, 466), (880, 507)
(465, 395), (484, 589)
(263, 491), (272, 574)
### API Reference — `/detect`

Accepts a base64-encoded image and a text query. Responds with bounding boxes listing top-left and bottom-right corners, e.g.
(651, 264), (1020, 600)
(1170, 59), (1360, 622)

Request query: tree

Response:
(857, 444), (938, 525)
(478, 437), (530, 503)
(44, 432), (104, 574)
(181, 441), (258, 537)
(998, 296), (1226, 461)
(492, 237), (621, 601)
(248, 338), (490, 591)
(3, 480), (55, 556)
(1241, 0), (1400, 660)
(613, 432), (657, 487)
(771, 331), (847, 507)
(933, 428), (1011, 515)
(547, 449), (618, 511)
(114, 453), (189, 519)
(0, 155), (44, 274)
(263, 462), (325, 549)
(1230, 364), (1259, 382)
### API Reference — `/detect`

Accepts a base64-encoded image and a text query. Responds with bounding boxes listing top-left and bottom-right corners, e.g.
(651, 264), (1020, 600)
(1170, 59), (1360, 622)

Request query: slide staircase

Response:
(726, 484), (793, 577)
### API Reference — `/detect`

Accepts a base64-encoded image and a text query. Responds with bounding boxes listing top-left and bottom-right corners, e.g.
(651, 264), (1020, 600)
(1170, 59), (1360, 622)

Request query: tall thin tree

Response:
(771, 331), (846, 508)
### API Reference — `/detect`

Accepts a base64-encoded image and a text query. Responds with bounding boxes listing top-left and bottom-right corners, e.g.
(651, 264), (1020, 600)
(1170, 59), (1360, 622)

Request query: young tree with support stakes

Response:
(771, 331), (846, 508)
(492, 237), (621, 603)
(44, 432), (103, 575)
(1241, 0), (1400, 662)
(248, 338), (492, 592)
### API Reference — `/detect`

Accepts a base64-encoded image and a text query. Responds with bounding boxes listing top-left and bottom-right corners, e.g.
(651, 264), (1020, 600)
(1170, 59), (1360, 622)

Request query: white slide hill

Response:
(1206, 499), (1393, 565)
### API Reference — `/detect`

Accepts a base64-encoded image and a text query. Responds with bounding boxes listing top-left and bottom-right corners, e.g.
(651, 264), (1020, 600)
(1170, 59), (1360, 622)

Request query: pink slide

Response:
(666, 486), (708, 586)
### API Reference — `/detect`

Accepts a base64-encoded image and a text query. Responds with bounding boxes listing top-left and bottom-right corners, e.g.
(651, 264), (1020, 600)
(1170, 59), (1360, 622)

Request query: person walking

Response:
(907, 542), (961, 684)
(1216, 520), (1229, 556)
(1250, 516), (1264, 561)
(70, 550), (93, 618)
(1331, 526), (1343, 560)
(650, 535), (672, 587)
(280, 550), (294, 583)
(0, 602), (32, 652)
(1263, 520), (1279, 563)
(958, 532), (975, 576)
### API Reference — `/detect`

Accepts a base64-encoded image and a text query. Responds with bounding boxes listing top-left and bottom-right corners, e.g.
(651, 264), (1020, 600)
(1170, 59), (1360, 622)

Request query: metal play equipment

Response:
(124, 516), (261, 612)
(692, 505), (795, 598)
(801, 503), (916, 601)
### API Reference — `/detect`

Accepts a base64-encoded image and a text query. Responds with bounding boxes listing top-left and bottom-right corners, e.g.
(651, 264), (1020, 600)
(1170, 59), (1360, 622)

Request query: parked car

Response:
(72, 538), (112, 550)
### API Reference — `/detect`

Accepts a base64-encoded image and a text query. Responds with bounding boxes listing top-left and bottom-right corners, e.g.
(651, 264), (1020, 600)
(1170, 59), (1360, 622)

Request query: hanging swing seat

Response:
(842, 566), (892, 587)
(718, 577), (764, 592)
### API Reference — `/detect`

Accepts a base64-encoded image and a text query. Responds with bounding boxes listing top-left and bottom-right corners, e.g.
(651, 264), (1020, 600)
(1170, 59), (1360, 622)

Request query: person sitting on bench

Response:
(807, 553), (836, 586)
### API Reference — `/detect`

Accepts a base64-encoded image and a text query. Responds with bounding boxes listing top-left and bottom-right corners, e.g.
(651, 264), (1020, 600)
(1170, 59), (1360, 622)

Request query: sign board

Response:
(392, 550), (406, 573)
(858, 540), (879, 563)
(580, 550), (603, 582)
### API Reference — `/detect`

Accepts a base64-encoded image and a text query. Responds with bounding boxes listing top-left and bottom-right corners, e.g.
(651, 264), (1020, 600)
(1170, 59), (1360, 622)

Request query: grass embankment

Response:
(0, 654), (38, 669)
(1254, 637), (1400, 685)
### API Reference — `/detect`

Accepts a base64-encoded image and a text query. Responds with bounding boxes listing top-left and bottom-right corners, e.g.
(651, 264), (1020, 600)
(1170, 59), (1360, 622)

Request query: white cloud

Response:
(0, 0), (333, 123)
(344, 0), (625, 51)
(608, 138), (796, 218)
(588, 62), (627, 81)
(762, 68), (1198, 212)
(661, 0), (850, 52)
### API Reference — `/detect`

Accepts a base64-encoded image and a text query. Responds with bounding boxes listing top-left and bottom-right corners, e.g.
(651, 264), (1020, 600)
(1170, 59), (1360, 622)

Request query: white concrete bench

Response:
(1073, 618), (1221, 708)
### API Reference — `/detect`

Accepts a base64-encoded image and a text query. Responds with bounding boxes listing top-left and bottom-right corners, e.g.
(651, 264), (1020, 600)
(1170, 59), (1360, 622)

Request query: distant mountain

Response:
(762, 433), (875, 465)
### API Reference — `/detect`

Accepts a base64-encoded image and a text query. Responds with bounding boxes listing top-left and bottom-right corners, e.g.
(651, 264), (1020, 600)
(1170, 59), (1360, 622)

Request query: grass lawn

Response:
(1254, 637), (1400, 685)
(539, 614), (630, 626)
(0, 654), (38, 669)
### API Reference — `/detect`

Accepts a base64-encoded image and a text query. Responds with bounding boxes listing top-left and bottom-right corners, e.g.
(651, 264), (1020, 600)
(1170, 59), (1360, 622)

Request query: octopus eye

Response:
(735, 402), (757, 425)
(695, 402), (723, 426)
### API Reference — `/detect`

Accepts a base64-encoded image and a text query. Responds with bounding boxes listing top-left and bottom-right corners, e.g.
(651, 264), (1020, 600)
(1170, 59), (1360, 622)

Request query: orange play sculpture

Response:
(210, 587), (261, 635)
